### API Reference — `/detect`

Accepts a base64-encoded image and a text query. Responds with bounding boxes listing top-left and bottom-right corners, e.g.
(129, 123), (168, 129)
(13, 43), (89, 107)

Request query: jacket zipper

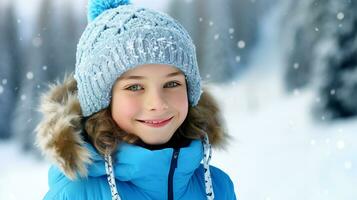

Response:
(168, 148), (180, 200)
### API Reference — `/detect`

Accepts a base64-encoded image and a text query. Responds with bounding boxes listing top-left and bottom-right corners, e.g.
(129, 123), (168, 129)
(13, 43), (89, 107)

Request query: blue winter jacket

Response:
(43, 140), (236, 199)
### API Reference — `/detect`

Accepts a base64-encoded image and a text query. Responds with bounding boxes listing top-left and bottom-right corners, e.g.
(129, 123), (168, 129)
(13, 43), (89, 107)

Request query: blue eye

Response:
(165, 81), (181, 88)
(127, 84), (143, 91)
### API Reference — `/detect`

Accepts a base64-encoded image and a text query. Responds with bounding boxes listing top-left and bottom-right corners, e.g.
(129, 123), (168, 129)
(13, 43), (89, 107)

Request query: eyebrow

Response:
(120, 71), (183, 80)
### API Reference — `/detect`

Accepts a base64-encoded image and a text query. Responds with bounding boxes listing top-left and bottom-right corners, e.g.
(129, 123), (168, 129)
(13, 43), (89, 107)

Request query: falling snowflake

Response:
(32, 37), (42, 47)
(310, 139), (316, 145)
(237, 40), (246, 49)
(209, 21), (214, 26)
(293, 62), (300, 69)
(21, 94), (26, 101)
(235, 56), (241, 63)
(330, 89), (336, 95)
(43, 65), (47, 70)
(2, 79), (7, 85)
(229, 28), (235, 34)
(315, 27), (319, 32)
(0, 85), (3, 94)
(337, 12), (344, 20)
(206, 74), (211, 78)
(336, 140), (345, 149)
(199, 17), (203, 22)
(26, 72), (34, 80)
(214, 34), (220, 40)
(288, 120), (295, 128)
(344, 161), (352, 169)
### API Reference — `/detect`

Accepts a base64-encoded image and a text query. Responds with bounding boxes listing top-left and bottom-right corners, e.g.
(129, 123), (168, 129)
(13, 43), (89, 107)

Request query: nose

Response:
(144, 88), (169, 111)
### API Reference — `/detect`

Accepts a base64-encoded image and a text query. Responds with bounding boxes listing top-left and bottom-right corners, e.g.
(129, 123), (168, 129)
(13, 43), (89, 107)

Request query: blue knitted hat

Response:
(74, 0), (202, 117)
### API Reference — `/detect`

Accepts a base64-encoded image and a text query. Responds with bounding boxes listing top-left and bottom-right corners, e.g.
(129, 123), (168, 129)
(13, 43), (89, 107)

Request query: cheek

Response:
(168, 89), (189, 115)
(111, 95), (140, 125)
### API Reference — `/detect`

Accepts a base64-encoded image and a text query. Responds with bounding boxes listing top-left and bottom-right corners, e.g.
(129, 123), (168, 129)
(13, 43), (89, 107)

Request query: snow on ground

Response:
(0, 141), (49, 200)
(210, 83), (357, 200)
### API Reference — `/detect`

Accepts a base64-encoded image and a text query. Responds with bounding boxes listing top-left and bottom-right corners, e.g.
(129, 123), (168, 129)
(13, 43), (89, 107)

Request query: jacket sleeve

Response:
(210, 165), (238, 200)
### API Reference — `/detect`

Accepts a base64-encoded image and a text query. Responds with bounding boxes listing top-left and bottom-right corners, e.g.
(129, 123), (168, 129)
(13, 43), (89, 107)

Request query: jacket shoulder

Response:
(197, 164), (238, 200)
(44, 165), (110, 200)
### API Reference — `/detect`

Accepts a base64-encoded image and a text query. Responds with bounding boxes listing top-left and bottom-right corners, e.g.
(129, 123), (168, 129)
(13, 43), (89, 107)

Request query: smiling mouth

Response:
(137, 117), (174, 127)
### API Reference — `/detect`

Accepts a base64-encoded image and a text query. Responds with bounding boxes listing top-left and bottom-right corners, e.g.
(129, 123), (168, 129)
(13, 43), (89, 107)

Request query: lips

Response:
(137, 116), (173, 127)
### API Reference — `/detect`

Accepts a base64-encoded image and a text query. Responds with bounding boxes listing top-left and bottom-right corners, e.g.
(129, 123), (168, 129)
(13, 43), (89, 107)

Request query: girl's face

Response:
(111, 64), (189, 145)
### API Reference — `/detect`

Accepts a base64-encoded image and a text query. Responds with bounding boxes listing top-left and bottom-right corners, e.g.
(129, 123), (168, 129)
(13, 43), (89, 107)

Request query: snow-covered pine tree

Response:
(281, 0), (357, 120)
(281, 0), (330, 91)
(315, 0), (357, 120)
(0, 2), (22, 139)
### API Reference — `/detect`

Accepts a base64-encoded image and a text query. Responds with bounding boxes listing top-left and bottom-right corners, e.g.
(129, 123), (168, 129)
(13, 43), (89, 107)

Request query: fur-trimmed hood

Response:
(35, 73), (228, 180)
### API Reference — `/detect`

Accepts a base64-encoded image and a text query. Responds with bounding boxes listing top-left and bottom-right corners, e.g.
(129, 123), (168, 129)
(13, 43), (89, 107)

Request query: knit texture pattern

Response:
(74, 4), (202, 117)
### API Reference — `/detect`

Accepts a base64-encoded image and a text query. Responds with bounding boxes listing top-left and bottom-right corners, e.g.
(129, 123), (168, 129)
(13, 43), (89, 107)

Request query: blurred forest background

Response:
(1, 0), (356, 151)
(0, 0), (357, 199)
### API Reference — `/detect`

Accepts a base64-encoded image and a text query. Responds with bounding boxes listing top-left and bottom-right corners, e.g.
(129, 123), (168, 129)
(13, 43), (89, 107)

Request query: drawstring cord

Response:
(104, 134), (215, 200)
(202, 134), (215, 200)
(104, 154), (121, 200)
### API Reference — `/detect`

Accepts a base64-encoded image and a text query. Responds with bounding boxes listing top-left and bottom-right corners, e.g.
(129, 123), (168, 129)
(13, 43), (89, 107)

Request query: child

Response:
(36, 0), (237, 199)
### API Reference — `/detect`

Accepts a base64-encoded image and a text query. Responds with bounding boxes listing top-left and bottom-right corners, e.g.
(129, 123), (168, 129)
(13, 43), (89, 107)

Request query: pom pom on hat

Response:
(87, 0), (131, 21)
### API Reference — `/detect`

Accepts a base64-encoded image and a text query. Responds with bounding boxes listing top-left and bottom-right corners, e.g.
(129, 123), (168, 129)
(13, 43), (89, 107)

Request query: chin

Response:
(141, 134), (173, 145)
(142, 138), (169, 145)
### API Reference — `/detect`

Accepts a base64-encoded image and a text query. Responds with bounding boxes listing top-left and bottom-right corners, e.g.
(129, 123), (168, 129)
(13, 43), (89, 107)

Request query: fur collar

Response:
(35, 73), (228, 180)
